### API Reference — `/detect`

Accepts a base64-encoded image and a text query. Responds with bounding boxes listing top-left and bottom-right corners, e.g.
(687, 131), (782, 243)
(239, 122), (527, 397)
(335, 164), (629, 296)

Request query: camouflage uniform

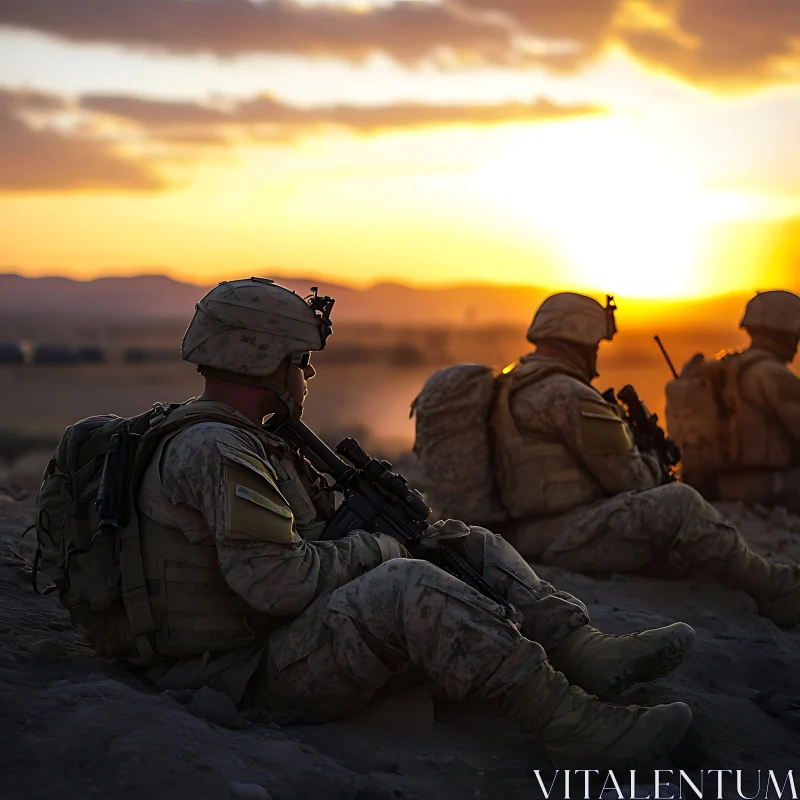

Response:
(666, 291), (800, 513)
(123, 279), (696, 766)
(138, 409), (589, 711)
(491, 293), (800, 628)
(683, 347), (800, 513)
(493, 354), (747, 580)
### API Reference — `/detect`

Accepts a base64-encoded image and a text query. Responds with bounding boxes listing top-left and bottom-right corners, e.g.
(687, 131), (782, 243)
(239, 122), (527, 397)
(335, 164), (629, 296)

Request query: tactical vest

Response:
(490, 358), (604, 519)
(134, 401), (336, 663)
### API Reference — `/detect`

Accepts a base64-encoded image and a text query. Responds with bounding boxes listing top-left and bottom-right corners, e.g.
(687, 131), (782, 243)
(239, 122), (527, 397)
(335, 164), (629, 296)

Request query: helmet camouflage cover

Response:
(182, 278), (334, 416)
(740, 290), (800, 337)
(527, 292), (617, 348)
(182, 277), (333, 376)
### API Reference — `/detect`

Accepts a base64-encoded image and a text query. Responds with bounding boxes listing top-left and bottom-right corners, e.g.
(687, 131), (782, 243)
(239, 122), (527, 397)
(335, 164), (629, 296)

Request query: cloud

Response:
(0, 89), (163, 191)
(454, 0), (618, 59)
(0, 0), (513, 65)
(3, 0), (799, 89)
(0, 86), (604, 191)
(80, 92), (603, 135)
(618, 0), (800, 88)
(0, 0), (623, 73)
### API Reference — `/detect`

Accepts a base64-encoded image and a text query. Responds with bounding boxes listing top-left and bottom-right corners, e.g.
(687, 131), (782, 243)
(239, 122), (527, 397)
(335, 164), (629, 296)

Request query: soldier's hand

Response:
(420, 519), (471, 553)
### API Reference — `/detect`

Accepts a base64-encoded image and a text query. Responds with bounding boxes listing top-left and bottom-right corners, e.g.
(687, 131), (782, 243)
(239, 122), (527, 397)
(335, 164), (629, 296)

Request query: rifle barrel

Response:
(654, 335), (679, 380)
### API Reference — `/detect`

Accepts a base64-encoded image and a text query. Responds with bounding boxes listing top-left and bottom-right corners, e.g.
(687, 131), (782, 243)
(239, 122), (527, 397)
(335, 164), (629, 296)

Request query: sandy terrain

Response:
(2, 477), (800, 800)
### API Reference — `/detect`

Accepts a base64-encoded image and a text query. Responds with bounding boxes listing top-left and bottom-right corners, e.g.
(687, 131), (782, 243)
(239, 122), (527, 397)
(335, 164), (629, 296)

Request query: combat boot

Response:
(485, 641), (692, 768)
(547, 623), (695, 698)
(731, 551), (800, 628)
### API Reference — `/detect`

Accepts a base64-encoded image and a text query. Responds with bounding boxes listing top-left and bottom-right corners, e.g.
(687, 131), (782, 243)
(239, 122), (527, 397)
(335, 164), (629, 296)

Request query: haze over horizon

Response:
(1, 270), (789, 332)
(2, 2), (799, 301)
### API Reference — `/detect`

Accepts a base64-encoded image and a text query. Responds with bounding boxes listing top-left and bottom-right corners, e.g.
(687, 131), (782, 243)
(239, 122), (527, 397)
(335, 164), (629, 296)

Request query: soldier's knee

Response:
(647, 482), (735, 531)
(371, 557), (441, 586)
(649, 482), (707, 513)
(466, 525), (494, 542)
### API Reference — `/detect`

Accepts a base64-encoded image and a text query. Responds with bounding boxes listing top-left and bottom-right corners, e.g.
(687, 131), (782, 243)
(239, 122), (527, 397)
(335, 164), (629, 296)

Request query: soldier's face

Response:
(259, 356), (316, 417)
(587, 344), (600, 380)
(290, 362), (316, 403)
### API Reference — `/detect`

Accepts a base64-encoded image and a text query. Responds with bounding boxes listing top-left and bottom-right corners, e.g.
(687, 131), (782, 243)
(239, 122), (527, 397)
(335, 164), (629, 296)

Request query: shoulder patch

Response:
(235, 485), (293, 518)
(579, 399), (634, 454)
(223, 461), (298, 545)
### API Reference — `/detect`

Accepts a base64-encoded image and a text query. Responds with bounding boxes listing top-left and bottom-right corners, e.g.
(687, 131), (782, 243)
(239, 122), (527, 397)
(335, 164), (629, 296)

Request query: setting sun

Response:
(475, 118), (730, 299)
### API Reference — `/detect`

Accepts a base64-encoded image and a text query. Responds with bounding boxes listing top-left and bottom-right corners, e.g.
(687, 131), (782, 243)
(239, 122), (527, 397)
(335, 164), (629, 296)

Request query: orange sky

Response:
(1, 1), (799, 300)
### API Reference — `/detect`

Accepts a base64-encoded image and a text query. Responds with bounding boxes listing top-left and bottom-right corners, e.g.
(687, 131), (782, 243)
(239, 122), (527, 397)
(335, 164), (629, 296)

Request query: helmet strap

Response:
(197, 366), (302, 418)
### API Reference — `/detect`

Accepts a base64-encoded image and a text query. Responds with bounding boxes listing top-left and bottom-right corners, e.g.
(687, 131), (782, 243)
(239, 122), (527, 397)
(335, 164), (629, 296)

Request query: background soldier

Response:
(666, 290), (800, 513)
(125, 278), (696, 767)
(491, 292), (800, 629)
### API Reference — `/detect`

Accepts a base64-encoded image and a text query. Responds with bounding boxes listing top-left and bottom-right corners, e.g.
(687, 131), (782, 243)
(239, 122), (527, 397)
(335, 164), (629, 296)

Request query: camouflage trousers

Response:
(256, 528), (588, 721)
(506, 483), (749, 580)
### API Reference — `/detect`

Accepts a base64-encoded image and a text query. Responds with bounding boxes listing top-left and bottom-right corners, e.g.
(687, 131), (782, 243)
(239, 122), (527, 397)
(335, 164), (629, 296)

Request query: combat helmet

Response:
(527, 292), (617, 348)
(740, 290), (800, 337)
(182, 277), (334, 416)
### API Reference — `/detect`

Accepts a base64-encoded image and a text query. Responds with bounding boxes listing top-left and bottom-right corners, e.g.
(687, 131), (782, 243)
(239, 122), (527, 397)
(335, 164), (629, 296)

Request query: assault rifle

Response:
(602, 385), (681, 482)
(266, 416), (520, 622)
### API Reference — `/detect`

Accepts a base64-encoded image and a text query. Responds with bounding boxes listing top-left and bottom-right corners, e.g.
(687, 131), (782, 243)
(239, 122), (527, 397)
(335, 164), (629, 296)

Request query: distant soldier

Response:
(666, 290), (800, 513)
(487, 292), (800, 628)
(37, 278), (697, 768)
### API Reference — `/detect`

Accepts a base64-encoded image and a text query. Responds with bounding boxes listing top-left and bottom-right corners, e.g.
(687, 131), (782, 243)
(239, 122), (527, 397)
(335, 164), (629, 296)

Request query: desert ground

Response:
(3, 486), (800, 800)
(2, 317), (800, 799)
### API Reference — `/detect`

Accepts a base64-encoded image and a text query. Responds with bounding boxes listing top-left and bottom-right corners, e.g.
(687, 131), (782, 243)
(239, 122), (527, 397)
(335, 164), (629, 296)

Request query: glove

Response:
(419, 518), (471, 551)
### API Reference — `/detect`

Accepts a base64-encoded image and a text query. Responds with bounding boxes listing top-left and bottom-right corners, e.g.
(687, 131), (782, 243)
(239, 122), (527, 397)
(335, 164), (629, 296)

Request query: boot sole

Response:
(600, 623), (695, 699)
(550, 702), (693, 770)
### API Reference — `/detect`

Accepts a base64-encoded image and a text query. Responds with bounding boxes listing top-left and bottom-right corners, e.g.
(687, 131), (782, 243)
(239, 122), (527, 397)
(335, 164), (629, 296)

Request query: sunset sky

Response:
(1, 1), (800, 299)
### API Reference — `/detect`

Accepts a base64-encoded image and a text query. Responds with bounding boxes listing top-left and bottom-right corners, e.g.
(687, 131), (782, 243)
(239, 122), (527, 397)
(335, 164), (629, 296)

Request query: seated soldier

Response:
(116, 278), (699, 768)
(666, 290), (800, 514)
(489, 292), (800, 629)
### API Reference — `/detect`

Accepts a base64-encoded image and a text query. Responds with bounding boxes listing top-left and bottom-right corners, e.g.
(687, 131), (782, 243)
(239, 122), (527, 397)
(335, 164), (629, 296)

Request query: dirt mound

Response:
(2, 492), (799, 799)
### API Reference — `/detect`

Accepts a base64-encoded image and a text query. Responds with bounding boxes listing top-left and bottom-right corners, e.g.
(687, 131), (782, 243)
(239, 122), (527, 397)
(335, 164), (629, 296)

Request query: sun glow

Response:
(475, 118), (736, 299)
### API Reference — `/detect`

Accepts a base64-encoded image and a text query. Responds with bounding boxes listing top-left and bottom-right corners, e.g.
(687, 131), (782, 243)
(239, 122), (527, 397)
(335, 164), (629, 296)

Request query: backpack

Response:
(665, 352), (769, 475)
(34, 404), (185, 661)
(34, 401), (270, 662)
(411, 364), (509, 523)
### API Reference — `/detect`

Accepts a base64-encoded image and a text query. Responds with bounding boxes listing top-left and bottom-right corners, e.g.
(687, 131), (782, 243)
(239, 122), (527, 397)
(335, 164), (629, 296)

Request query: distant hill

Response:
(0, 272), (788, 330)
(0, 272), (553, 326)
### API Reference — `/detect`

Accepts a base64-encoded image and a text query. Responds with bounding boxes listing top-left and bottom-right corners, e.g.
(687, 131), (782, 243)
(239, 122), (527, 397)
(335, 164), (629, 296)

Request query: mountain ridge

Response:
(0, 272), (788, 328)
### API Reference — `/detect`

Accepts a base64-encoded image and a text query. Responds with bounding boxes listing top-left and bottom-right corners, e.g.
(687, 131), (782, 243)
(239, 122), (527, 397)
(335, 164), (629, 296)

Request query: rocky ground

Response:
(2, 483), (800, 800)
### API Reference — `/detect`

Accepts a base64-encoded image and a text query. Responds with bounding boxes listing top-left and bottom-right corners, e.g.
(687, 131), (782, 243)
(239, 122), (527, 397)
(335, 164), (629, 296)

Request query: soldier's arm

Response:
(513, 384), (661, 495)
(565, 392), (662, 492)
(751, 362), (800, 444)
(161, 424), (407, 618)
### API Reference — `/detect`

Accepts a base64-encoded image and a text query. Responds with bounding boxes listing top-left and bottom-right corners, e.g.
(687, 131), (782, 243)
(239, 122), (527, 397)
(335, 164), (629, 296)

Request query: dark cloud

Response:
(0, 90), (163, 191)
(0, 0), (512, 65)
(3, 0), (798, 89)
(0, 86), (604, 191)
(619, 0), (800, 87)
(455, 0), (618, 51)
(81, 92), (603, 134)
